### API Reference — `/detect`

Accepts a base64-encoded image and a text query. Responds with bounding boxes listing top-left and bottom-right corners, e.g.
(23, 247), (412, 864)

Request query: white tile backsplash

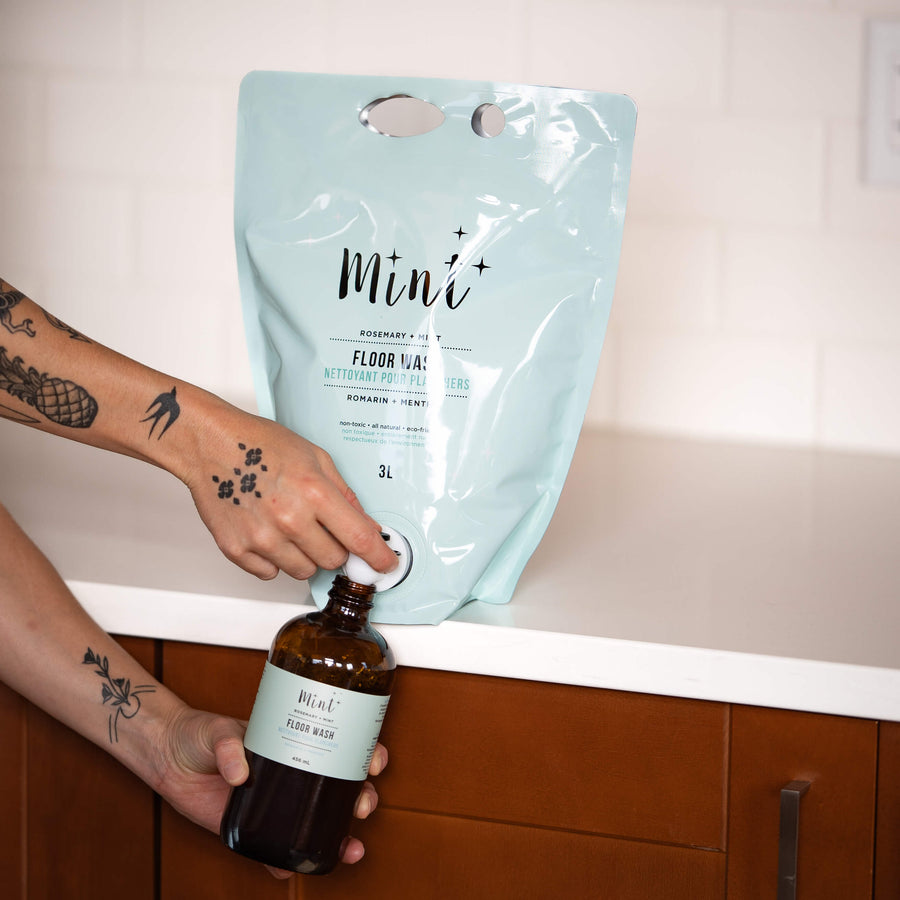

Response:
(140, 0), (336, 82)
(47, 79), (227, 182)
(612, 221), (720, 332)
(617, 331), (818, 445)
(123, 278), (234, 389)
(627, 113), (826, 227)
(827, 120), (900, 237)
(528, 3), (727, 109)
(0, 177), (134, 279)
(723, 229), (900, 343)
(136, 186), (234, 285)
(821, 344), (900, 454)
(729, 9), (864, 116)
(834, 0), (900, 12)
(0, 74), (44, 172)
(0, 0), (135, 72)
(1, 0), (899, 456)
(585, 332), (619, 428)
(325, 0), (529, 81)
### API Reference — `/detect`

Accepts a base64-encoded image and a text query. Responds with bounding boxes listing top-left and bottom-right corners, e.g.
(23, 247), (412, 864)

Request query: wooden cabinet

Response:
(727, 705), (878, 899)
(157, 644), (729, 899)
(0, 680), (25, 890)
(373, 667), (728, 848)
(290, 666), (728, 900)
(875, 721), (900, 899)
(4, 637), (898, 898)
(157, 646), (890, 900)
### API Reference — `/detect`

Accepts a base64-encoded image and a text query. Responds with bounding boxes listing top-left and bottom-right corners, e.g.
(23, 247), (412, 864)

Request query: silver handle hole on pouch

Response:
(471, 102), (505, 138)
(359, 94), (506, 139)
(359, 95), (445, 137)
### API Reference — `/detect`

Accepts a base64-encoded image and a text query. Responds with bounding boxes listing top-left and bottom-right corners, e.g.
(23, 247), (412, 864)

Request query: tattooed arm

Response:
(0, 500), (385, 872)
(0, 279), (398, 580)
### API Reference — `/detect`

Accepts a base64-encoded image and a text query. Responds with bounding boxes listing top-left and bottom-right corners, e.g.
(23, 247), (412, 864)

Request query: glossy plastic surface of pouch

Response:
(235, 71), (636, 624)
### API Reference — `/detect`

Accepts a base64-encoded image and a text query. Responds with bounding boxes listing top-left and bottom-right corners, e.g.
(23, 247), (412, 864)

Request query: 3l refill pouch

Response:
(235, 72), (636, 624)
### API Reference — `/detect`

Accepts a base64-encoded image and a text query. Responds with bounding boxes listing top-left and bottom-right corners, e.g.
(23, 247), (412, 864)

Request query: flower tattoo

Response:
(212, 443), (267, 505)
(82, 648), (156, 744)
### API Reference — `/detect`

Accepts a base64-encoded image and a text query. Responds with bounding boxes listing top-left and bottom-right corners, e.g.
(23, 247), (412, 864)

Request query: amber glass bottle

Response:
(220, 574), (396, 874)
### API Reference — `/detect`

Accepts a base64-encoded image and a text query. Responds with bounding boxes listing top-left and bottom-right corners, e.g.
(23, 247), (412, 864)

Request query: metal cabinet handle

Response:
(778, 780), (811, 900)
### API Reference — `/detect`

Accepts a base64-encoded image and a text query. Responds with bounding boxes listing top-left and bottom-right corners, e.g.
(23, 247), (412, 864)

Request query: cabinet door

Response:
(159, 648), (726, 900)
(26, 635), (158, 900)
(0, 682), (25, 892)
(296, 809), (725, 900)
(875, 721), (900, 900)
(304, 666), (728, 900)
(727, 705), (877, 899)
(158, 641), (292, 900)
(376, 666), (729, 848)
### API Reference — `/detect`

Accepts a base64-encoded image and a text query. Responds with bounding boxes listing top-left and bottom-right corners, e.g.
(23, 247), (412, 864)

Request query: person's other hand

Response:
(154, 706), (388, 878)
(185, 411), (397, 581)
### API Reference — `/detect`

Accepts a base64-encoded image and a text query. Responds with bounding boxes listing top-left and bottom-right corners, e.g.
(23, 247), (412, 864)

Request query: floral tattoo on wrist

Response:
(82, 648), (156, 743)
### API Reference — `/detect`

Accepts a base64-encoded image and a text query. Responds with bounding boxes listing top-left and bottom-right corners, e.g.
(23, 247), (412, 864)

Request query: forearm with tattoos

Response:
(0, 277), (398, 581)
(0, 501), (182, 785)
(0, 278), (216, 477)
(0, 499), (385, 864)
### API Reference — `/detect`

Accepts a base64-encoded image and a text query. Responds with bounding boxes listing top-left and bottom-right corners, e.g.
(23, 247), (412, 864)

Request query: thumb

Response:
(202, 715), (250, 786)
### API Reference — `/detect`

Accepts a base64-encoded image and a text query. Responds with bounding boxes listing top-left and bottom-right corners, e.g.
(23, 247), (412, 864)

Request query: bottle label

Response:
(243, 662), (390, 781)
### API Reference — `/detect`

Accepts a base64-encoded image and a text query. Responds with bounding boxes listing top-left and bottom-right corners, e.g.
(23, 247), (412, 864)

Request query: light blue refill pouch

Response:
(235, 71), (636, 624)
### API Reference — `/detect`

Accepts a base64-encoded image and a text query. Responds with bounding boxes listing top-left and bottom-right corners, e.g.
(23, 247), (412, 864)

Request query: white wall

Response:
(2, 0), (899, 455)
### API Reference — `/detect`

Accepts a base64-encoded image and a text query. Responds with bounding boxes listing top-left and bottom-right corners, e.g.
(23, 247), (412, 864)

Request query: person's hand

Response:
(0, 280), (395, 582)
(184, 408), (398, 581)
(154, 705), (388, 878)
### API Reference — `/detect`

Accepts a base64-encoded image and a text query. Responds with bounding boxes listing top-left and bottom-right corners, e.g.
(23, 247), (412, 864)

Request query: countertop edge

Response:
(70, 579), (900, 723)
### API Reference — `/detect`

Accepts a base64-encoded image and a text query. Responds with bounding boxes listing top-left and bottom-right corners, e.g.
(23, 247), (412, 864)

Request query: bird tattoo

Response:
(142, 386), (180, 439)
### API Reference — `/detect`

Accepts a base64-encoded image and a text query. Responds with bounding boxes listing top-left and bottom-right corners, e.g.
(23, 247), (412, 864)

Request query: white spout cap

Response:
(343, 526), (412, 592)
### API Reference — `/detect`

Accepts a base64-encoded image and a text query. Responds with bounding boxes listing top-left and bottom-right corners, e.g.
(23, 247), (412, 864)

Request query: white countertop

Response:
(3, 423), (899, 722)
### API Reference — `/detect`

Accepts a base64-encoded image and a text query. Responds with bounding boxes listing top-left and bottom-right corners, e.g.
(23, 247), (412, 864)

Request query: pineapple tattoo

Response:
(0, 346), (98, 428)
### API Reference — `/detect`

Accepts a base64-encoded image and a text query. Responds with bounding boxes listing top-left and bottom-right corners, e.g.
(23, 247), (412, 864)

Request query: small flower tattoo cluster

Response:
(212, 443), (267, 505)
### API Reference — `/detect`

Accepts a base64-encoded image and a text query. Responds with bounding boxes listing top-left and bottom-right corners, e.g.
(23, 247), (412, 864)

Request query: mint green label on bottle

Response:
(244, 662), (390, 781)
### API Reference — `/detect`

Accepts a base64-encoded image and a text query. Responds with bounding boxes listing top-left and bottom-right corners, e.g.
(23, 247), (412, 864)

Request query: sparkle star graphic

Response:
(454, 226), (467, 240)
(387, 249), (401, 265)
(474, 257), (491, 276)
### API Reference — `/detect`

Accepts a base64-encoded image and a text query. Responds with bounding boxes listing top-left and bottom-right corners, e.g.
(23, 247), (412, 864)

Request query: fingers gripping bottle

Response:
(220, 531), (409, 874)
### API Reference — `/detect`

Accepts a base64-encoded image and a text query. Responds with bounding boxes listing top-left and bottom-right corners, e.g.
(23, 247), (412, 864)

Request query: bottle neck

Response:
(324, 574), (376, 622)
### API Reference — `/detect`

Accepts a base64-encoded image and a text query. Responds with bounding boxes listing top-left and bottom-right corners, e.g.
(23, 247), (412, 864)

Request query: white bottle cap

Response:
(343, 526), (412, 592)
